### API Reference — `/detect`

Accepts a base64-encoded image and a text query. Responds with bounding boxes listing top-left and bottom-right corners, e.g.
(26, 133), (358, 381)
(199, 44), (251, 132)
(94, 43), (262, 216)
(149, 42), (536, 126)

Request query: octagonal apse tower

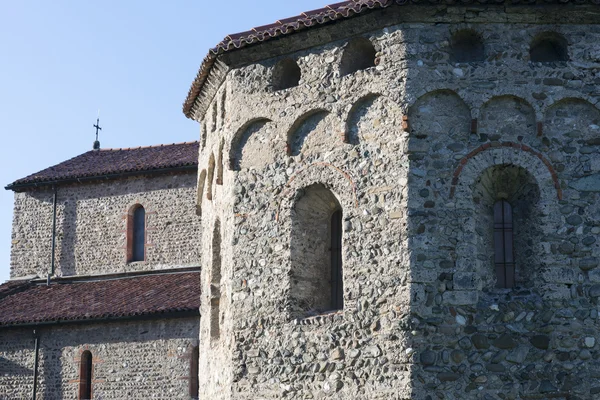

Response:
(185, 1), (600, 399)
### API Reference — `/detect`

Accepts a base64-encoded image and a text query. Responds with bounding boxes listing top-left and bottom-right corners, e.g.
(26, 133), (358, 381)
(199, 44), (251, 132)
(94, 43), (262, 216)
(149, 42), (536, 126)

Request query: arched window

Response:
(290, 184), (344, 317)
(79, 350), (93, 400)
(450, 29), (484, 62)
(127, 205), (145, 263)
(340, 37), (376, 77)
(530, 32), (568, 63)
(272, 58), (301, 91)
(210, 220), (222, 340)
(494, 200), (515, 289)
(472, 164), (541, 289)
(189, 346), (199, 399)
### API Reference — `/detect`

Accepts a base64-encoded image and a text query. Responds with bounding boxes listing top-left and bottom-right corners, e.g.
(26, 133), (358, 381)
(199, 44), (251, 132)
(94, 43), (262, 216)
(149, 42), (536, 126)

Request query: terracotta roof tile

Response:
(0, 272), (200, 327)
(183, 0), (600, 118)
(7, 141), (199, 190)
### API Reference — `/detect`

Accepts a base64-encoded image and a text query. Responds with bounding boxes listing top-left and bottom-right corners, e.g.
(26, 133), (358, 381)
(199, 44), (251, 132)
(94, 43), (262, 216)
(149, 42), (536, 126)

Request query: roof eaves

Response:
(183, 0), (394, 119)
(5, 164), (198, 192)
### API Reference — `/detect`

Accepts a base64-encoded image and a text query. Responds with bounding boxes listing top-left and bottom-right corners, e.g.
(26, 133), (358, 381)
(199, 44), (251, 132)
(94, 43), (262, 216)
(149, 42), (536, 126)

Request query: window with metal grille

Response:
(330, 210), (344, 310)
(79, 351), (92, 400)
(494, 200), (515, 288)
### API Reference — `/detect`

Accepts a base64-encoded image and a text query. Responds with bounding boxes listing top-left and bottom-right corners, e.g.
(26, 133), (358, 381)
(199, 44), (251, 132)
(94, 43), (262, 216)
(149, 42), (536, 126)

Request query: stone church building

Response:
(2, 0), (600, 399)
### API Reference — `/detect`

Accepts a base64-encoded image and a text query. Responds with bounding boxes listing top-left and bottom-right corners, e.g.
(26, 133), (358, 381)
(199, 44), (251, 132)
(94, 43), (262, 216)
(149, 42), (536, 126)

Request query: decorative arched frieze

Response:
(286, 109), (330, 156)
(544, 97), (600, 144)
(408, 89), (471, 141)
(229, 118), (274, 171)
(478, 95), (536, 140)
(345, 93), (381, 144)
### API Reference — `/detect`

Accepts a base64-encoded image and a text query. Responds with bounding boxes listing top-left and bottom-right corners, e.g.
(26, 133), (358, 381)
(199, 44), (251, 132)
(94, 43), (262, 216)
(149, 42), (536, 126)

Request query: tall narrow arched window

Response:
(127, 205), (146, 263)
(189, 346), (199, 399)
(290, 184), (344, 318)
(79, 351), (93, 400)
(494, 200), (515, 289)
(330, 210), (344, 310)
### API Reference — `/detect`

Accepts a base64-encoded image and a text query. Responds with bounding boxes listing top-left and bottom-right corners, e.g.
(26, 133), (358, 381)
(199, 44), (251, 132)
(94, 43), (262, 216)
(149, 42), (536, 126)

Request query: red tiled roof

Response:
(7, 141), (199, 190)
(182, 0), (600, 118)
(0, 271), (200, 327)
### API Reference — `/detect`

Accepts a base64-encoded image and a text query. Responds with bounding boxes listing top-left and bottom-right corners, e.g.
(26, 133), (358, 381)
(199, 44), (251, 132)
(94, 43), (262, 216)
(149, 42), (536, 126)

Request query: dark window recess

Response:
(530, 33), (569, 62)
(451, 30), (484, 62)
(189, 346), (199, 399)
(79, 351), (93, 400)
(494, 200), (515, 289)
(340, 37), (376, 77)
(272, 58), (301, 91)
(330, 210), (344, 310)
(132, 206), (146, 262)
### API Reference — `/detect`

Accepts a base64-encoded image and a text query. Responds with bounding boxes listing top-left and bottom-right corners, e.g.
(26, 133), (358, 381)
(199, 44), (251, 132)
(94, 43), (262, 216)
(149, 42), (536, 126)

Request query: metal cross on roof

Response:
(93, 117), (102, 150)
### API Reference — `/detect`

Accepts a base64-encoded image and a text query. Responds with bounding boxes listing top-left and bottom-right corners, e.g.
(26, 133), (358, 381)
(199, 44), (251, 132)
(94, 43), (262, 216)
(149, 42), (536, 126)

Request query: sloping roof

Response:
(0, 271), (200, 327)
(182, 0), (600, 118)
(6, 141), (199, 191)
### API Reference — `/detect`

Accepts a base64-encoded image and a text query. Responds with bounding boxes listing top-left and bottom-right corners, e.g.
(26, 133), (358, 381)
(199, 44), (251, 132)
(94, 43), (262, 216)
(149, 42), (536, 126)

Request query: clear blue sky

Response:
(0, 1), (329, 283)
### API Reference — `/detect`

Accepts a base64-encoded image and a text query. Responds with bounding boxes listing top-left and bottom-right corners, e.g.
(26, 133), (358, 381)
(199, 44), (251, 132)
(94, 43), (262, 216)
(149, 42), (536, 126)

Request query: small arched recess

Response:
(229, 118), (274, 171)
(287, 110), (329, 156)
(272, 58), (301, 91)
(408, 90), (471, 140)
(530, 32), (569, 63)
(544, 98), (600, 145)
(340, 37), (376, 77)
(479, 96), (536, 141)
(450, 29), (485, 63)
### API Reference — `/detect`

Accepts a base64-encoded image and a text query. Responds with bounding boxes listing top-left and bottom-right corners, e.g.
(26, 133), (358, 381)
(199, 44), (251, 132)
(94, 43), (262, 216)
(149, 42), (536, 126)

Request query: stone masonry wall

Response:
(10, 173), (201, 279)
(196, 4), (600, 400)
(0, 317), (199, 400)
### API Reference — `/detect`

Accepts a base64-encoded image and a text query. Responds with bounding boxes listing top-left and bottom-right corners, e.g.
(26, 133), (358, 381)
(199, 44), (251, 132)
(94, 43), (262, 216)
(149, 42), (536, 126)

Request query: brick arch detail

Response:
(449, 142), (562, 200)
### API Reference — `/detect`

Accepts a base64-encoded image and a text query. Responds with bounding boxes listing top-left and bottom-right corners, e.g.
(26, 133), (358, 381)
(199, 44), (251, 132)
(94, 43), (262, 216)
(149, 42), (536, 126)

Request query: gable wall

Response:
(10, 173), (201, 278)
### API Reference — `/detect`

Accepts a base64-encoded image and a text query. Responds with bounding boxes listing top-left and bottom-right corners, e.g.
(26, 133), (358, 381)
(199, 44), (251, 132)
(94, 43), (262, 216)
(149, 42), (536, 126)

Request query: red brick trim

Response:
(449, 141), (562, 200)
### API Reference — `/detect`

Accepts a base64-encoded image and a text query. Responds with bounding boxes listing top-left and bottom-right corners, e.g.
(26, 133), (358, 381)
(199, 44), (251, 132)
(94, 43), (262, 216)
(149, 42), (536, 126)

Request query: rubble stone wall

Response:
(0, 318), (199, 400)
(10, 173), (201, 278)
(196, 4), (600, 400)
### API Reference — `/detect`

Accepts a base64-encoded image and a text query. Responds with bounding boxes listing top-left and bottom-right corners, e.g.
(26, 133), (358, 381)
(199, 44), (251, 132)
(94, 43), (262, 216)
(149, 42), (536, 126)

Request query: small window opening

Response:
(272, 58), (301, 91)
(210, 220), (222, 340)
(530, 32), (568, 62)
(79, 351), (93, 400)
(189, 346), (199, 399)
(494, 200), (515, 289)
(451, 30), (484, 62)
(330, 209), (344, 310)
(127, 205), (145, 263)
(340, 37), (376, 77)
